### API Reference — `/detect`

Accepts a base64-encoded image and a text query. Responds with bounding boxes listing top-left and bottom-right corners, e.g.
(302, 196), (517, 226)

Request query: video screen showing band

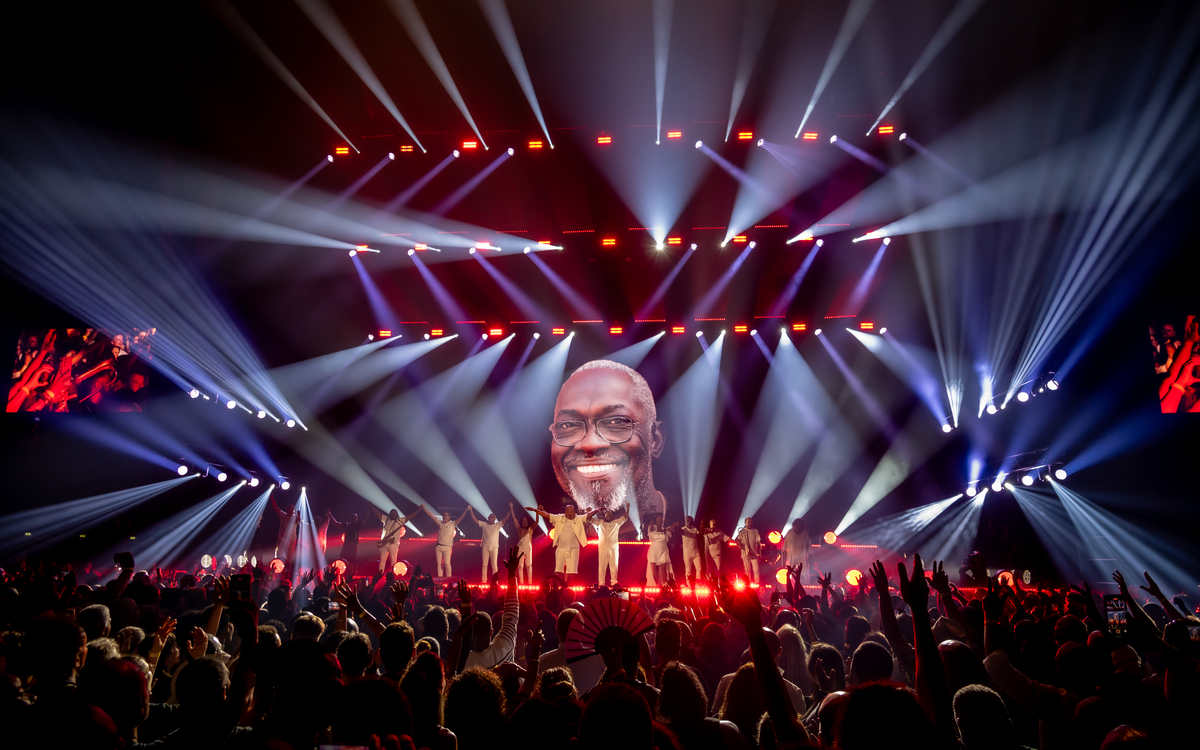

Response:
(9, 328), (154, 412)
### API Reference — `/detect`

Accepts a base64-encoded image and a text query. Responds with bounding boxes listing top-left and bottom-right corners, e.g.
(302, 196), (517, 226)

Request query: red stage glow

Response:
(671, 326), (685, 334)
(431, 329), (443, 337)
(528, 140), (543, 149)
(793, 323), (807, 332)
(463, 141), (478, 149)
(610, 326), (623, 335)
(601, 238), (616, 246)
(400, 145), (414, 153)
(859, 321), (874, 330)
(488, 327), (503, 337)
(802, 132), (818, 141)
(596, 135), (612, 145)
(552, 327), (565, 335)
(335, 146), (350, 154)
(734, 325), (748, 333)
(846, 569), (863, 585)
(767, 530), (782, 543)
(667, 237), (682, 245)
(379, 330), (392, 338)
(737, 131), (753, 140)
(878, 125), (895, 135)
(732, 235), (747, 243)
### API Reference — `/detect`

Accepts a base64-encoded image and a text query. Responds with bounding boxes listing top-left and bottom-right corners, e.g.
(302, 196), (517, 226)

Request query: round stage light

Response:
(846, 569), (863, 586)
(966, 484), (977, 497)
(942, 424), (952, 433)
(767, 530), (782, 544)
(750, 329), (757, 336)
(814, 329), (823, 336)
(695, 140), (703, 149)
(523, 247), (530, 254)
(1022, 570), (1032, 584)
(407, 249), (414, 256)
(882, 237), (891, 245)
(690, 243), (698, 250)
(986, 404), (998, 415)
(250, 477), (259, 487)
(695, 331), (703, 338)
(349, 249), (357, 257)
(507, 147), (514, 156)
(482, 333), (488, 340)
(1017, 391), (1030, 402)
(216, 471), (228, 482)
(201, 554), (213, 569)
(280, 480), (291, 490)
(776, 568), (789, 585)
(250, 555), (258, 568)
(269, 558), (285, 573)
(1047, 379), (1059, 390)
(326, 155), (333, 162)
(823, 531), (837, 544)
(177, 464), (188, 476)
(469, 248), (476, 255)
(257, 409), (266, 419)
(223, 554), (233, 566)
(226, 400), (237, 409)
(830, 135), (838, 143)
(453, 149), (460, 157)
(1021, 474), (1034, 486)
(393, 560), (410, 577)
(332, 559), (348, 574)
(533, 332), (540, 339)
(286, 419), (296, 428)
(424, 333), (430, 340)
(756, 138), (764, 146)
(879, 328), (887, 334)
(1054, 468), (1067, 480)
(656, 242), (664, 250)
(188, 388), (200, 398)
(236, 554), (248, 568)
(899, 133), (907, 141)
(388, 152), (395, 160)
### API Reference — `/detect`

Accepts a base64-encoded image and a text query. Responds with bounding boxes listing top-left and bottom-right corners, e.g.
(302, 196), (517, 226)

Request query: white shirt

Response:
(380, 517), (406, 546)
(783, 529), (810, 564)
(548, 514), (587, 551)
(590, 516), (624, 551)
(680, 525), (701, 555)
(705, 529), (731, 551)
(736, 527), (761, 556)
(480, 520), (502, 548)
(436, 520), (457, 546)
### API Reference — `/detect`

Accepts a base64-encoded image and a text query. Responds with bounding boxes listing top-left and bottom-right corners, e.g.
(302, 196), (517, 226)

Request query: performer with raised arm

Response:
(704, 519), (731, 576)
(510, 502), (536, 584)
(468, 505), (514, 583)
(585, 502), (629, 586)
(677, 516), (703, 582)
(736, 516), (762, 586)
(421, 505), (469, 577)
(376, 507), (421, 574)
(526, 503), (588, 589)
(268, 495), (300, 563)
(647, 513), (671, 586)
(782, 518), (812, 584)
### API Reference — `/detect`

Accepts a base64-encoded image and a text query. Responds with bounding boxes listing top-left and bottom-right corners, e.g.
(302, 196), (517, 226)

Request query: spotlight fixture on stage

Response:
(992, 473), (1006, 492)
(286, 419), (296, 428)
(217, 471), (228, 482)
(236, 554), (249, 568)
(695, 331), (703, 338)
(388, 152), (395, 160)
(695, 140), (703, 149)
(280, 480), (291, 490)
(879, 327), (887, 334)
(814, 329), (823, 336)
(256, 409), (266, 419)
(756, 138), (764, 147)
(1047, 379), (1059, 390)
(331, 559), (347, 575)
(507, 147), (514, 155)
(1054, 468), (1068, 480)
(177, 464), (189, 476)
(201, 554), (213, 569)
(269, 558), (285, 573)
(750, 329), (757, 336)
(966, 483), (977, 497)
(1021, 473), (1035, 486)
(249, 477), (260, 487)
(223, 554), (233, 567)
(349, 249), (357, 257)
(942, 423), (952, 433)
(899, 133), (907, 141)
(846, 569), (863, 585)
(393, 560), (410, 577)
(1017, 391), (1030, 402)
(823, 531), (837, 544)
(767, 530), (782, 544)
(533, 332), (540, 339)
(830, 135), (838, 143)
(189, 388), (200, 398)
(775, 568), (788, 585)
(226, 400), (236, 409)
(986, 403), (998, 415)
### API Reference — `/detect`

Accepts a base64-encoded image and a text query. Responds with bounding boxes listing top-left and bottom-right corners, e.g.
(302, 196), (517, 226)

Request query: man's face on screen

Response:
(551, 368), (660, 513)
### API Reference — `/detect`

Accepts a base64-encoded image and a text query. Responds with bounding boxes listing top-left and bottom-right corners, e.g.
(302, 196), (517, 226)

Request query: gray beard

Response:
(568, 473), (630, 512)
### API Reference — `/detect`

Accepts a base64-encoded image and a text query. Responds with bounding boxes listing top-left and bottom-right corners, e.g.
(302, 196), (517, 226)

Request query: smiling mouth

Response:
(573, 463), (618, 477)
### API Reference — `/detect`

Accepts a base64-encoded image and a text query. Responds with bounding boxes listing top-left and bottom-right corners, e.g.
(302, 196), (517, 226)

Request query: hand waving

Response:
(503, 547), (523, 577)
(928, 561), (952, 597)
(1139, 571), (1164, 599)
(897, 554), (930, 610)
(869, 560), (890, 594)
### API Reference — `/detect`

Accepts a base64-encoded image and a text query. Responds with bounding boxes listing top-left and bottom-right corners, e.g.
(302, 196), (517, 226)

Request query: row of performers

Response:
(269, 496), (816, 587)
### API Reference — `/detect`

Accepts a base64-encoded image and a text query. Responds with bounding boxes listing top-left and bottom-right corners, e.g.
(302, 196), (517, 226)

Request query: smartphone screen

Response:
(1104, 595), (1129, 639)
(328, 601), (340, 611)
(1189, 625), (1200, 642)
(230, 574), (252, 604)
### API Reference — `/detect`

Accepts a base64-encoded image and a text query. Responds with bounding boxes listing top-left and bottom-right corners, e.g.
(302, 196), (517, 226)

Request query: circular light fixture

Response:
(280, 480), (291, 490)
(846, 569), (863, 586)
(767, 530), (782, 544)
(236, 554), (248, 568)
(830, 135), (838, 144)
(177, 464), (188, 476)
(250, 477), (259, 487)
(223, 554), (233, 566)
(257, 409), (266, 419)
(775, 568), (788, 585)
(393, 560), (410, 577)
(201, 554), (213, 569)
(1021, 474), (1034, 486)
(286, 419), (296, 428)
(750, 329), (757, 336)
(695, 140), (703, 149)
(424, 333), (430, 340)
(188, 388), (200, 398)
(453, 149), (460, 157)
(942, 424), (952, 433)
(269, 558), (285, 573)
(899, 133), (907, 141)
(533, 332), (540, 339)
(823, 531), (837, 544)
(349, 249), (357, 257)
(482, 333), (488, 340)
(407, 249), (415, 256)
(523, 247), (530, 254)
(966, 484), (977, 497)
(507, 147), (514, 155)
(332, 559), (348, 574)
(388, 152), (395, 160)
(216, 471), (228, 482)
(814, 329), (823, 336)
(986, 404), (998, 415)
(226, 400), (237, 409)
(695, 331), (703, 338)
(1017, 391), (1030, 402)
(1054, 468), (1067, 480)
(656, 242), (664, 250)
(1047, 380), (1059, 390)
(879, 327), (887, 334)
(756, 138), (764, 147)
(250, 555), (258, 568)
(326, 155), (333, 162)
(469, 248), (476, 255)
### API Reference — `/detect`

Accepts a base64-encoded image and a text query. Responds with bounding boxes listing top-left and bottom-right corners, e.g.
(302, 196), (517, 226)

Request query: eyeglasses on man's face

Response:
(549, 416), (639, 447)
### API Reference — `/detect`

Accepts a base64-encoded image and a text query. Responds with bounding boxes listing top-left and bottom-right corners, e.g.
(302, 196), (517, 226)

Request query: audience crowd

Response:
(0, 545), (1196, 749)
